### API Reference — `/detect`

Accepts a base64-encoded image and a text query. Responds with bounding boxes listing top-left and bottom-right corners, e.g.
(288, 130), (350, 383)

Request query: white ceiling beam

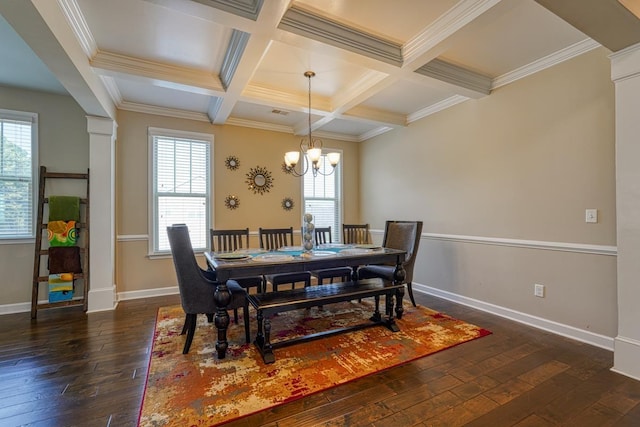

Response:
(0, 0), (115, 118)
(90, 50), (226, 96)
(210, 0), (291, 124)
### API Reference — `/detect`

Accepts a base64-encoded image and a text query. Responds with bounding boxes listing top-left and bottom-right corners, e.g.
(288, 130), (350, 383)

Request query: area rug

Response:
(138, 301), (491, 426)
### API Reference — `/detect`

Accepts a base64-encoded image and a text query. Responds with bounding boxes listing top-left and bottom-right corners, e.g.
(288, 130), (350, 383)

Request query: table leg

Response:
(262, 317), (275, 364)
(393, 258), (406, 319)
(255, 309), (265, 347)
(370, 295), (381, 322)
(385, 290), (400, 332)
(213, 281), (231, 359)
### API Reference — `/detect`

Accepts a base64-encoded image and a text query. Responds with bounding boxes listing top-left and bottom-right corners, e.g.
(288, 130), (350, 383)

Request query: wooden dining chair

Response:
(210, 228), (250, 252)
(210, 228), (264, 293)
(343, 223), (371, 244)
(314, 226), (332, 245)
(259, 227), (311, 291)
(357, 220), (423, 307)
(309, 226), (353, 285)
(258, 227), (295, 250)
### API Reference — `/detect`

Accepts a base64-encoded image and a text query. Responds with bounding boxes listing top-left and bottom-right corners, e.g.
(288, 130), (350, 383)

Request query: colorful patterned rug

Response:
(138, 301), (491, 426)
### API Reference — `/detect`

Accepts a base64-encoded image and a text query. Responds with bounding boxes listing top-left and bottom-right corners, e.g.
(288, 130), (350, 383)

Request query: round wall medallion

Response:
(224, 195), (240, 210)
(246, 166), (274, 195)
(225, 155), (240, 171)
(282, 197), (294, 211)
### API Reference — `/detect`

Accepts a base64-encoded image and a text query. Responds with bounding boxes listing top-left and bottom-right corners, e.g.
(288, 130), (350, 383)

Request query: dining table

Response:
(205, 244), (407, 359)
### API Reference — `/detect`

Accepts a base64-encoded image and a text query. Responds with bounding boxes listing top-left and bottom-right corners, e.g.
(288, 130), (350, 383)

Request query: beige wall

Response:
(360, 47), (618, 337)
(0, 86), (89, 306)
(115, 110), (359, 294)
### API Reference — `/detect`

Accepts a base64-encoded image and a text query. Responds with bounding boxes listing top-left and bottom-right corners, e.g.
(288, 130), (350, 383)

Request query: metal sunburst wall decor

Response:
(225, 155), (240, 171)
(281, 197), (294, 211)
(246, 165), (274, 195)
(224, 195), (240, 210)
(281, 161), (293, 174)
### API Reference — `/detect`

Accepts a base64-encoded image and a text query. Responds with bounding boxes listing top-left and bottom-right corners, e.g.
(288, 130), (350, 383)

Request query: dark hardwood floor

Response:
(1, 292), (639, 426)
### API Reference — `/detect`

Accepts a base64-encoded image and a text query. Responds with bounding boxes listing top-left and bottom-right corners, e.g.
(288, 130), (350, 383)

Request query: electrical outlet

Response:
(534, 284), (545, 298)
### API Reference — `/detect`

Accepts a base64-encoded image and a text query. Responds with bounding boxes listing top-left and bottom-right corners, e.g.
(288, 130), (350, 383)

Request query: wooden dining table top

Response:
(205, 244), (406, 281)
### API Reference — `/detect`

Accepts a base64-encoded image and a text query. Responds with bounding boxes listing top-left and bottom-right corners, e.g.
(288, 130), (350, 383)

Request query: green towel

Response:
(49, 196), (80, 222)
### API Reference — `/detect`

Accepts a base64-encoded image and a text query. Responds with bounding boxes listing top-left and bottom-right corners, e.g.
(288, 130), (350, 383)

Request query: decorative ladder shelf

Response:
(31, 166), (90, 319)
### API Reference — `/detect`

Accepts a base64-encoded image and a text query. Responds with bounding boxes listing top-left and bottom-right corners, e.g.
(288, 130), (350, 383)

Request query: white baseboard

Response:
(0, 301), (33, 315)
(117, 285), (179, 301)
(414, 283), (615, 351)
(0, 296), (85, 315)
(612, 336), (640, 381)
(87, 286), (118, 313)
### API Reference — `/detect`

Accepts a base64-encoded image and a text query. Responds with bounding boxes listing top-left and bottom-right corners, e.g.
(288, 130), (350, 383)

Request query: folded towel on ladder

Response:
(48, 273), (74, 302)
(48, 196), (80, 222)
(48, 247), (82, 274)
(47, 220), (78, 247)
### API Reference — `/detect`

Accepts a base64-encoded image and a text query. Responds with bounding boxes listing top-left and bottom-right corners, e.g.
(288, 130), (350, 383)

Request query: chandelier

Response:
(284, 71), (340, 177)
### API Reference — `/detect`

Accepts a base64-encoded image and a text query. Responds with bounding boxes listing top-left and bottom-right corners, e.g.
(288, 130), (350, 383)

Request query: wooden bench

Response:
(247, 278), (404, 363)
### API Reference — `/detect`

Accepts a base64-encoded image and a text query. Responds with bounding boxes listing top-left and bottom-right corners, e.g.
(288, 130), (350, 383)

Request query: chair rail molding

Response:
(369, 229), (617, 256)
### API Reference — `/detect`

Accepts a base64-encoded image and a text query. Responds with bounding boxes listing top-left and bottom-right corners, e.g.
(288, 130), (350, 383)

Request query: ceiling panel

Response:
(3, 0), (634, 142)
(360, 80), (454, 115)
(440, 0), (590, 77)
(77, 0), (230, 70)
(294, 0), (458, 43)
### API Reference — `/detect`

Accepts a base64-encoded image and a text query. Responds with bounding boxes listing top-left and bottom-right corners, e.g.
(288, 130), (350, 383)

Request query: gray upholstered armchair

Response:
(357, 220), (423, 307)
(167, 224), (250, 354)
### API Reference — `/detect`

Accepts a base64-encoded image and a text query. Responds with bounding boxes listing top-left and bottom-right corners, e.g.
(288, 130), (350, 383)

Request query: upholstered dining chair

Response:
(259, 227), (312, 291)
(210, 228), (264, 293)
(357, 220), (423, 307)
(343, 223), (371, 244)
(168, 224), (250, 354)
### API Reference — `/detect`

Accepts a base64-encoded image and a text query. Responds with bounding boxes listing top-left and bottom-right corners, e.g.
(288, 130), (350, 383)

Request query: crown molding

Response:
(90, 50), (225, 96)
(58, 0), (97, 57)
(407, 94), (469, 123)
(492, 38), (601, 89)
(191, 0), (263, 21)
(119, 101), (210, 122)
(416, 58), (492, 95)
(220, 29), (250, 90)
(358, 126), (393, 141)
(225, 117), (293, 133)
(279, 4), (403, 66)
(313, 129), (360, 142)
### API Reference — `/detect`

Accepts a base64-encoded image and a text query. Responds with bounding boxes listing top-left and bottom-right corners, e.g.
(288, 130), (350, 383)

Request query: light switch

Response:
(585, 209), (598, 223)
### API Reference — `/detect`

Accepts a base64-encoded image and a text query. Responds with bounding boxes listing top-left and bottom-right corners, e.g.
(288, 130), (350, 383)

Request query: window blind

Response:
(151, 130), (211, 253)
(303, 153), (342, 243)
(0, 112), (36, 239)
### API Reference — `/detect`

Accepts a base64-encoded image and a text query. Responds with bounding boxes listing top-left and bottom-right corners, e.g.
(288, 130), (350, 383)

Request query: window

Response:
(0, 109), (38, 241)
(149, 127), (211, 254)
(302, 151), (342, 243)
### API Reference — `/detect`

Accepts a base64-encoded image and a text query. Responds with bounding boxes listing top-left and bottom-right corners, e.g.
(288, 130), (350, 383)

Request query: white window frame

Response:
(148, 127), (213, 256)
(302, 148), (343, 243)
(0, 109), (38, 243)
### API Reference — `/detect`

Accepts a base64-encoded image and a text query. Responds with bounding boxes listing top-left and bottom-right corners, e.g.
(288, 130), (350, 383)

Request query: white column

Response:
(86, 116), (118, 312)
(611, 43), (640, 381)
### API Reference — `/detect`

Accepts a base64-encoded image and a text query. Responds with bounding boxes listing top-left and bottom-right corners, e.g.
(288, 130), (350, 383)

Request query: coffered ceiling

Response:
(1, 0), (639, 142)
